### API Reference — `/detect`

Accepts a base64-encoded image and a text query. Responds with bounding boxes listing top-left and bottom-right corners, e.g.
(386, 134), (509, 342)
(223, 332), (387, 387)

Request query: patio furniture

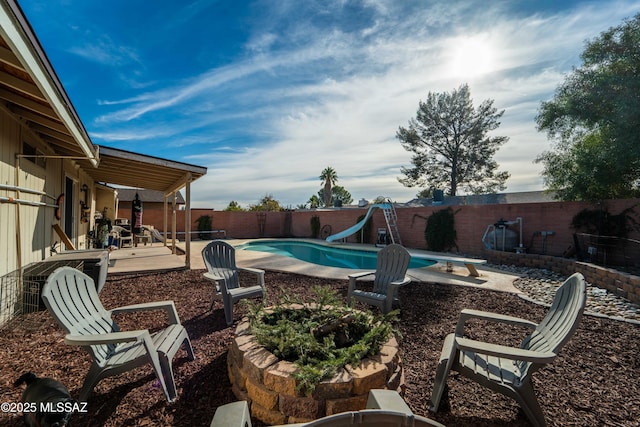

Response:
(201, 240), (266, 326)
(429, 272), (587, 427)
(211, 389), (445, 426)
(111, 225), (133, 248)
(135, 226), (153, 246)
(347, 244), (411, 314)
(41, 266), (195, 402)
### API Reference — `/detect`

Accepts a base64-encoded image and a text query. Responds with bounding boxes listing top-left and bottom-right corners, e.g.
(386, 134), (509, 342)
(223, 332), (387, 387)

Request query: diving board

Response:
(410, 251), (486, 277)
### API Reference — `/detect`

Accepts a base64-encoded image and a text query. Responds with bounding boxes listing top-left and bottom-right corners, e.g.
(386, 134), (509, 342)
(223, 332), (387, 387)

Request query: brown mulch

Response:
(1, 269), (639, 427)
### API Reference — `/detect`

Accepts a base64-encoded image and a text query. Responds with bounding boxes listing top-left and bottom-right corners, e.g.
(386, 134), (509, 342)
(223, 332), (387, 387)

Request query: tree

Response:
(319, 167), (338, 207)
(397, 84), (510, 196)
(224, 200), (245, 211)
(249, 194), (282, 211)
(317, 185), (353, 207)
(372, 196), (388, 204)
(535, 14), (640, 201)
(307, 195), (321, 209)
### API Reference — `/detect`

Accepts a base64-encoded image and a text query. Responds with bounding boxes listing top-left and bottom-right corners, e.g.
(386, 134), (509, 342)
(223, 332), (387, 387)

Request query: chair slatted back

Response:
(42, 267), (118, 366)
(372, 244), (411, 294)
(202, 241), (240, 291)
(518, 273), (586, 375)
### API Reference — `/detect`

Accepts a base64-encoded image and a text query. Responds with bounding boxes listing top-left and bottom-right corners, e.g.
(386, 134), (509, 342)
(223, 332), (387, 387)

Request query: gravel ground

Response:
(1, 269), (639, 427)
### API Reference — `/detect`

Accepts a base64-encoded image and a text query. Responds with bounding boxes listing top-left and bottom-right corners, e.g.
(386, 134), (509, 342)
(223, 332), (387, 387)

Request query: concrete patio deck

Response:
(105, 239), (522, 294)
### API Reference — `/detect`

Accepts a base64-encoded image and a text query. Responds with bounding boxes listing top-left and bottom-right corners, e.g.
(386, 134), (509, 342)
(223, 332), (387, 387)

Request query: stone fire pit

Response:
(227, 311), (405, 425)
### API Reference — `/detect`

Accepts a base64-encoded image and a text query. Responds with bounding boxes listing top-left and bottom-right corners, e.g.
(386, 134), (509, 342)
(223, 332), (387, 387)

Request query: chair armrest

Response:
(110, 300), (180, 324)
(238, 267), (265, 286)
(203, 272), (224, 294)
(455, 308), (538, 336)
(348, 271), (375, 280)
(210, 401), (252, 427)
(65, 330), (149, 346)
(385, 277), (411, 298)
(390, 277), (411, 287)
(366, 389), (413, 414)
(454, 337), (556, 363)
(347, 271), (375, 300)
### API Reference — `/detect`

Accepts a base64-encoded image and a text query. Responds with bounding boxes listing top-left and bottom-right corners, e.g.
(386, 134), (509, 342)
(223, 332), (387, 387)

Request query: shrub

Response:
(571, 206), (638, 237)
(195, 215), (213, 240)
(245, 287), (396, 395)
(425, 207), (458, 251)
(310, 215), (321, 238)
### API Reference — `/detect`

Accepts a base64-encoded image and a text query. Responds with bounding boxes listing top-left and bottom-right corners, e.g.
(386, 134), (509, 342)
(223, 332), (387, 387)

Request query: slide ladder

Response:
(381, 200), (402, 245)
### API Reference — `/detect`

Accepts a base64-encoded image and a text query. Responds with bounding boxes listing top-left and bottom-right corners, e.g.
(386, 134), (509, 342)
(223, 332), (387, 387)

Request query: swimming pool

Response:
(237, 240), (437, 270)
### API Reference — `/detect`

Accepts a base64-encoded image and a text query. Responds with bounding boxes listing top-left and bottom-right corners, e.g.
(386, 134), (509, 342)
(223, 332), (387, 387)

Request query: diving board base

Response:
(465, 263), (480, 277)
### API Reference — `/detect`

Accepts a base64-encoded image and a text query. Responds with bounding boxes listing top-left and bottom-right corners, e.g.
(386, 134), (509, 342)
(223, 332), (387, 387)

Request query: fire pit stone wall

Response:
(227, 317), (404, 425)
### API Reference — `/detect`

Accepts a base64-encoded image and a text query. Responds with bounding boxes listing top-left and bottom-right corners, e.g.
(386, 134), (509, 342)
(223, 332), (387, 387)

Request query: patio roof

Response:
(83, 145), (207, 194)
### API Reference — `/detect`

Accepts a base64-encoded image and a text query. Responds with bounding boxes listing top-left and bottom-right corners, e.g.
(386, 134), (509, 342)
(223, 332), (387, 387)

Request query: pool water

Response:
(237, 240), (436, 270)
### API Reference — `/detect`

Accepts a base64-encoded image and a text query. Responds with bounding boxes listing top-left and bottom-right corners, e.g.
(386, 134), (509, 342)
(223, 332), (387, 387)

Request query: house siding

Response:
(0, 107), (95, 276)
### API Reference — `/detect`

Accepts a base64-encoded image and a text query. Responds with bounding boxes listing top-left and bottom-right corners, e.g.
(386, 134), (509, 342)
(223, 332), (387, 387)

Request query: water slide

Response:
(325, 203), (390, 242)
(150, 228), (166, 243)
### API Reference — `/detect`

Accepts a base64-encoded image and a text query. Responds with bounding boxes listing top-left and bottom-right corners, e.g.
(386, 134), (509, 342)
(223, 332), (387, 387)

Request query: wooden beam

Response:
(53, 224), (75, 250)
(13, 105), (68, 133)
(0, 69), (45, 100)
(0, 44), (22, 67)
(0, 86), (57, 119)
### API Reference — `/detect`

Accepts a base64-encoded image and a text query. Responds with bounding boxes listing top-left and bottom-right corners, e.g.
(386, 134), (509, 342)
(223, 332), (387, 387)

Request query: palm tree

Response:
(307, 195), (321, 209)
(319, 167), (338, 207)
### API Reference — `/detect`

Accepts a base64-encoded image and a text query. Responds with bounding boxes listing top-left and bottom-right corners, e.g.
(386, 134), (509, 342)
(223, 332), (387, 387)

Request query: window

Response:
(22, 142), (46, 168)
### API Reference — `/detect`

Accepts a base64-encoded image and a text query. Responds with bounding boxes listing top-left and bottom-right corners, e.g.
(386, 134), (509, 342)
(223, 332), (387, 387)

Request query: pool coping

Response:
(223, 238), (521, 294)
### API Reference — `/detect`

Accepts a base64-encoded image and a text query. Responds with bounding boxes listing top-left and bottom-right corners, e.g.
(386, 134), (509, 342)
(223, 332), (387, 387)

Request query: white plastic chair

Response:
(42, 267), (195, 402)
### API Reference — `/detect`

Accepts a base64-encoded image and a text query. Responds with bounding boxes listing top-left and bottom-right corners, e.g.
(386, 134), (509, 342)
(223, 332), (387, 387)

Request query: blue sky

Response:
(20, 0), (640, 209)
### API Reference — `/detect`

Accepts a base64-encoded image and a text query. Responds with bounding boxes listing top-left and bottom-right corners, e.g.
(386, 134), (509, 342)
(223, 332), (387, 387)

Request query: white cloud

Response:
(77, 0), (640, 209)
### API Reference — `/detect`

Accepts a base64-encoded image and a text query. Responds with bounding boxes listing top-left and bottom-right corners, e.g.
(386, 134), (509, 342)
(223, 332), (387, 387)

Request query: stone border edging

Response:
(483, 249), (640, 305)
(227, 315), (405, 425)
(517, 293), (640, 326)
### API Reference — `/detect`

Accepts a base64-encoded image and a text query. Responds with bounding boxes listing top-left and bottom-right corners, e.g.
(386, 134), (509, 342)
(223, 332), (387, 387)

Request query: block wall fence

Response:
(120, 198), (640, 304)
(123, 198), (639, 258)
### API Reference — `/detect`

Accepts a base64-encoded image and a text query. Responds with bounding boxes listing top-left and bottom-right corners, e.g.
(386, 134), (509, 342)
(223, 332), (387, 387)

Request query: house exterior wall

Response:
(0, 109), (20, 277)
(0, 108), (96, 276)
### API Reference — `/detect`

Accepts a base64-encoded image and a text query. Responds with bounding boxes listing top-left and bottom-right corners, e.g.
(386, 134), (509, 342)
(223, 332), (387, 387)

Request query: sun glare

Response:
(449, 35), (495, 78)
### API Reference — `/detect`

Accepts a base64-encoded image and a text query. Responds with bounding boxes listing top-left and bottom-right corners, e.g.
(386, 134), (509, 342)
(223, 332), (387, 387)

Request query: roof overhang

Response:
(80, 145), (207, 194)
(0, 0), (98, 165)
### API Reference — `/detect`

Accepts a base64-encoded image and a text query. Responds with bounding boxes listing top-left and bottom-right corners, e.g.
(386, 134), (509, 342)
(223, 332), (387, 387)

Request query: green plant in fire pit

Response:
(244, 286), (397, 395)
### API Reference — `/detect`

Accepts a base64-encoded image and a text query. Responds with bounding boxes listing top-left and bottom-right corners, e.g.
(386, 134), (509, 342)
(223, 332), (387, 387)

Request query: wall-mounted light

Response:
(80, 184), (90, 223)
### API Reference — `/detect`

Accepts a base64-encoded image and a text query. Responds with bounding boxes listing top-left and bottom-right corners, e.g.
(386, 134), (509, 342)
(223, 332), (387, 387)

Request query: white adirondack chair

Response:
(211, 389), (445, 427)
(347, 244), (411, 314)
(42, 266), (195, 402)
(201, 240), (266, 326)
(429, 272), (587, 427)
